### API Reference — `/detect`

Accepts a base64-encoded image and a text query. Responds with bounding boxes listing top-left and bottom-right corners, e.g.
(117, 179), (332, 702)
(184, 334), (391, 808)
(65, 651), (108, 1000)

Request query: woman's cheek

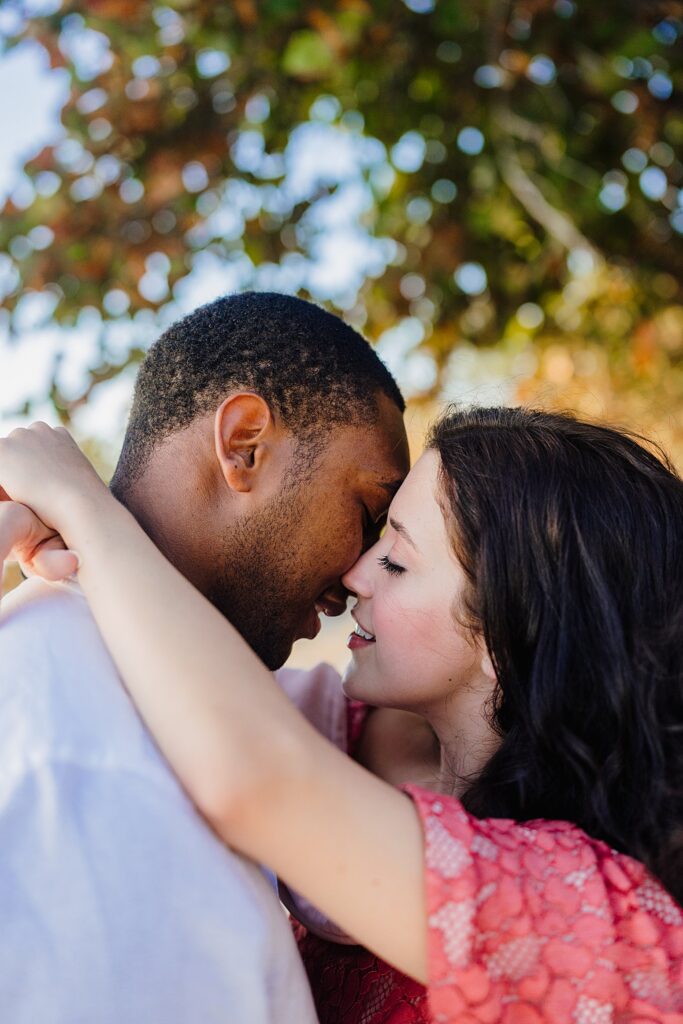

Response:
(377, 593), (435, 666)
(385, 594), (465, 682)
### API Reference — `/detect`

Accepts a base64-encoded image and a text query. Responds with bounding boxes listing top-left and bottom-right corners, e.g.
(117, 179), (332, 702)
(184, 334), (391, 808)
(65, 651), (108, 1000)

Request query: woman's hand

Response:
(0, 423), (111, 545)
(0, 497), (79, 605)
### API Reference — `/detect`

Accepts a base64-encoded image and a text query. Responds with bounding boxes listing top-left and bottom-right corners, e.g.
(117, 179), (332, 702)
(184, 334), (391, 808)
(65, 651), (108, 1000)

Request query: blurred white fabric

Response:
(0, 578), (318, 1024)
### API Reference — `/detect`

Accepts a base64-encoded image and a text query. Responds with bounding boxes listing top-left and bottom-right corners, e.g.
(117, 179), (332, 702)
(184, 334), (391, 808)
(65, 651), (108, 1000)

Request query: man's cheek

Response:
(330, 526), (363, 576)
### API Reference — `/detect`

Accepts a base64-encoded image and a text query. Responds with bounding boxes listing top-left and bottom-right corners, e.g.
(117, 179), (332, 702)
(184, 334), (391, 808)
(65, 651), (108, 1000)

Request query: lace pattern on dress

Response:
(294, 922), (430, 1024)
(403, 784), (683, 1024)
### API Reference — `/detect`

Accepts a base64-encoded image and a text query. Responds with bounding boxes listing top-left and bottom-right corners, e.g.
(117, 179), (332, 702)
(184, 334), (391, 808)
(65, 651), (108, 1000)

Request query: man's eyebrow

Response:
(388, 517), (418, 551)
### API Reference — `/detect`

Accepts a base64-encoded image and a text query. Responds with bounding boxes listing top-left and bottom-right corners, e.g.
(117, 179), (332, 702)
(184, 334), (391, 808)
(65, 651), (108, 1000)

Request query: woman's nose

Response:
(341, 540), (379, 597)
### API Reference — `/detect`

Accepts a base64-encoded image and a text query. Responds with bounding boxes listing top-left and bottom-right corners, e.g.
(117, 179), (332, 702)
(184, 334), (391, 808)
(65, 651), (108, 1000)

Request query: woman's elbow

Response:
(190, 769), (251, 837)
(189, 734), (303, 848)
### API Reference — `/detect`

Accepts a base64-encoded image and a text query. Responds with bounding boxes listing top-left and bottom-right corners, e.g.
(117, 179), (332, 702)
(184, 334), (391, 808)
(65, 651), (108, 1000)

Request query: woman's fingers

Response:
(0, 503), (35, 605)
(0, 501), (41, 559)
(0, 502), (72, 606)
(31, 546), (80, 581)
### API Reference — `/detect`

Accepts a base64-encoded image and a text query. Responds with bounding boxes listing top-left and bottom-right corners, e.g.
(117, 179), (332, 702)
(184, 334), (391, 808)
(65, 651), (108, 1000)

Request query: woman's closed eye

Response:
(377, 554), (406, 576)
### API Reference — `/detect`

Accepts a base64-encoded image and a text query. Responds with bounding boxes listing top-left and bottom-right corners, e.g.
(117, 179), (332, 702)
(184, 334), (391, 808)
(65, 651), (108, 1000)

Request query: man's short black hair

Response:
(111, 291), (405, 493)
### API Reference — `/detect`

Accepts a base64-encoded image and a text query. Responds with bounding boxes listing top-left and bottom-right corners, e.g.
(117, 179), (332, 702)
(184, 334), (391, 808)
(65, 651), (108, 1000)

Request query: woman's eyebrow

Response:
(388, 517), (418, 551)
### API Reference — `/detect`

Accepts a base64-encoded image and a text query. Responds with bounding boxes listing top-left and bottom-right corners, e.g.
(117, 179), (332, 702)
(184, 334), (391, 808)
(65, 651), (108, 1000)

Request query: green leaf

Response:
(282, 30), (335, 80)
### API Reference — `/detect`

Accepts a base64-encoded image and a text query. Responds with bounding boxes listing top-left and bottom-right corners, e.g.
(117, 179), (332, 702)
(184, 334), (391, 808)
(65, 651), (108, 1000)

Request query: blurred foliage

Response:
(0, 0), (682, 457)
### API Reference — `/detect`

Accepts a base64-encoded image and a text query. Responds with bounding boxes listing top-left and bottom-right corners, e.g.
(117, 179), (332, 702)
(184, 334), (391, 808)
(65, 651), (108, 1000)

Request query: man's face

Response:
(207, 394), (409, 669)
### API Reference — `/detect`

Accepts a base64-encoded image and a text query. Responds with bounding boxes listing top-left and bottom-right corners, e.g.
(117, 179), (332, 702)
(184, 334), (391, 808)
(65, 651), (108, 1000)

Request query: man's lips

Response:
(306, 609), (323, 640)
(296, 596), (346, 643)
(295, 607), (322, 642)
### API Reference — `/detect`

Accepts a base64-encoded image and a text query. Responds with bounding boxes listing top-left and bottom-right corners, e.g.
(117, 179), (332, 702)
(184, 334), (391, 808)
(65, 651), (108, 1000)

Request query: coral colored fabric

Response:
(294, 694), (683, 1024)
(404, 784), (683, 1024)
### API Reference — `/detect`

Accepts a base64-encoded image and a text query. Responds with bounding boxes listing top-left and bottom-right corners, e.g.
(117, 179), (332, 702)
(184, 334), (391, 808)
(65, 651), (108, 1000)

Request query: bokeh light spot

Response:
(516, 302), (544, 329)
(196, 49), (230, 78)
(457, 126), (484, 155)
(527, 55), (556, 85)
(611, 90), (638, 114)
(640, 166), (668, 201)
(391, 131), (426, 173)
(431, 179), (457, 203)
(454, 262), (487, 295)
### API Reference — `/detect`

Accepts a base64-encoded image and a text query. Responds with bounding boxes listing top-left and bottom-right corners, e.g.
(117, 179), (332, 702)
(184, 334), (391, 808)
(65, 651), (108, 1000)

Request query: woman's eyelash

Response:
(377, 554), (405, 576)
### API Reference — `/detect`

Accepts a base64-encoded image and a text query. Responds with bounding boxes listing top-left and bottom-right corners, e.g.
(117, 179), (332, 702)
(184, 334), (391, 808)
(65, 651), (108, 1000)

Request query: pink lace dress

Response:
(277, 667), (683, 1024)
(403, 784), (683, 1024)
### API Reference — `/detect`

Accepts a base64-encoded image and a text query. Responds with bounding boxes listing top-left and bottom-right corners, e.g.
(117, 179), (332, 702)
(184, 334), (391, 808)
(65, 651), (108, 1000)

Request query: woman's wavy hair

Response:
(428, 406), (683, 904)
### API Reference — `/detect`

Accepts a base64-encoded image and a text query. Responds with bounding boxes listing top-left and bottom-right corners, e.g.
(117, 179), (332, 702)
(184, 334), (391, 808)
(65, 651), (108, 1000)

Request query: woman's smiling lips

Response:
(348, 612), (376, 651)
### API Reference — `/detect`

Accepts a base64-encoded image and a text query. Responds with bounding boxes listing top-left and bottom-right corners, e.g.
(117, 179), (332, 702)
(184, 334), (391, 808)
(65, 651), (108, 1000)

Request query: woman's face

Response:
(342, 450), (492, 715)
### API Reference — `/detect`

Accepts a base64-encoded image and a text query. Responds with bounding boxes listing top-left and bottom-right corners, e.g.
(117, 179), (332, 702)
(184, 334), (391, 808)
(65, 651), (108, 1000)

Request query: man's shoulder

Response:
(0, 578), (157, 774)
(0, 577), (117, 685)
(1, 576), (94, 645)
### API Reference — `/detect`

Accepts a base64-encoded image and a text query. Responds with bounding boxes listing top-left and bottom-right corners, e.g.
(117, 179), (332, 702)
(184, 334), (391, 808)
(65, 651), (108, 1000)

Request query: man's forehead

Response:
(322, 399), (409, 478)
(353, 404), (409, 460)
(344, 429), (409, 483)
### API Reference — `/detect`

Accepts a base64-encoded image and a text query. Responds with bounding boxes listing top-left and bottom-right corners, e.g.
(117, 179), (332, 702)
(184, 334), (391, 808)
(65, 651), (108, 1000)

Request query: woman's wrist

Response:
(58, 485), (123, 554)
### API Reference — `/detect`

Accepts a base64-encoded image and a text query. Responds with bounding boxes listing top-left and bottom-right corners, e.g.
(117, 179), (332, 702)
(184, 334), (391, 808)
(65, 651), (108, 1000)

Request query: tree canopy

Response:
(1, 0), (682, 447)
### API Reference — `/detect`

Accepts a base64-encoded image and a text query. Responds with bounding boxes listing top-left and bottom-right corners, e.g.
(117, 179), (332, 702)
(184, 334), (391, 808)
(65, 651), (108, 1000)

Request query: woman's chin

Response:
(340, 673), (356, 700)
(341, 666), (386, 707)
(341, 666), (368, 702)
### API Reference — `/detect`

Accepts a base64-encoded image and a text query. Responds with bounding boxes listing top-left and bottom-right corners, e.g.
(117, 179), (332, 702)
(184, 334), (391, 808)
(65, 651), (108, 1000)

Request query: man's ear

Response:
(214, 393), (274, 494)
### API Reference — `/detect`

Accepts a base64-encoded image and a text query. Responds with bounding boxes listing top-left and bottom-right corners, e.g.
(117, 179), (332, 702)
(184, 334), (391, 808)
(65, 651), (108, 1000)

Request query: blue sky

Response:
(0, 37), (76, 435)
(0, 41), (68, 202)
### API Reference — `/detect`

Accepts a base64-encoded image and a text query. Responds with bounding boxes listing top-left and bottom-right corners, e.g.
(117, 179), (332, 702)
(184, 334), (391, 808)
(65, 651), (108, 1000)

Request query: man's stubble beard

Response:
(206, 483), (314, 670)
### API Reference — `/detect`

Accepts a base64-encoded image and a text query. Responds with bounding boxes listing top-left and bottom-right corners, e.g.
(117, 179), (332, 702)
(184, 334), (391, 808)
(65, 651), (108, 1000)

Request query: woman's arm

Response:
(0, 425), (428, 983)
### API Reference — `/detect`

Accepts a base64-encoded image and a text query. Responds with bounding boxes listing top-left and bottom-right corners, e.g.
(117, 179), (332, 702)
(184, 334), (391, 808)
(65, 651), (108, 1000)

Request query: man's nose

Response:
(316, 584), (349, 618)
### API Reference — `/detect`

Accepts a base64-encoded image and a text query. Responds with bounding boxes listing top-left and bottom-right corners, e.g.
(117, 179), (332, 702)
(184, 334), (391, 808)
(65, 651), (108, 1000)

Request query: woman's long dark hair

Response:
(428, 406), (683, 904)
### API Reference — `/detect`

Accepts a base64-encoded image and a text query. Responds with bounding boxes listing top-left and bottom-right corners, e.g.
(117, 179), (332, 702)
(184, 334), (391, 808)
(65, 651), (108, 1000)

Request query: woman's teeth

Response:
(354, 624), (375, 642)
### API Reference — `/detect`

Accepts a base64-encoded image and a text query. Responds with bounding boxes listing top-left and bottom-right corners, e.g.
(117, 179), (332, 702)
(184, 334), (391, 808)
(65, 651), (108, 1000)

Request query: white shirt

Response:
(0, 578), (318, 1024)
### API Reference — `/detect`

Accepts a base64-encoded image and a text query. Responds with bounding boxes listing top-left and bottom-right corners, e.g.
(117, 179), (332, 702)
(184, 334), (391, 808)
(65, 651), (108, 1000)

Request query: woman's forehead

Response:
(388, 452), (442, 522)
